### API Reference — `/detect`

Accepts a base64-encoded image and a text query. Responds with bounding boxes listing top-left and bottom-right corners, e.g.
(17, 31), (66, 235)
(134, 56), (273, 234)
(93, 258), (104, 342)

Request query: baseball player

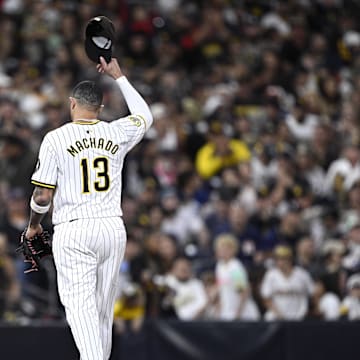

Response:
(25, 56), (153, 360)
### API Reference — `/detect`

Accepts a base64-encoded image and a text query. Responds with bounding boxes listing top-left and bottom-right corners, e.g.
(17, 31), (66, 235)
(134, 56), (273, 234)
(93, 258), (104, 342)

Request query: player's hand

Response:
(25, 224), (43, 240)
(97, 57), (123, 80)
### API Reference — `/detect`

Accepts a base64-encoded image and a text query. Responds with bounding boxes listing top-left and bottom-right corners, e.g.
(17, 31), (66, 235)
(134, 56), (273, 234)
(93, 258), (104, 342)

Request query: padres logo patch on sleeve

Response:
(129, 115), (142, 127)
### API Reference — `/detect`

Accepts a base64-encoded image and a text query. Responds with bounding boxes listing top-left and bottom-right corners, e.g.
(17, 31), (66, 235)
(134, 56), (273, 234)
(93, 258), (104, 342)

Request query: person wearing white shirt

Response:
(160, 188), (205, 245)
(324, 144), (360, 194)
(342, 224), (360, 273)
(261, 245), (314, 320)
(164, 257), (207, 320)
(285, 112), (319, 142)
(340, 274), (360, 320)
(214, 233), (260, 320)
(312, 278), (340, 320)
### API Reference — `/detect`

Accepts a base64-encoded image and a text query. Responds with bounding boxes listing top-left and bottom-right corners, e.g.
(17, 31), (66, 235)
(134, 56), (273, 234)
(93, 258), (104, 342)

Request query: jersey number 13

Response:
(80, 157), (110, 193)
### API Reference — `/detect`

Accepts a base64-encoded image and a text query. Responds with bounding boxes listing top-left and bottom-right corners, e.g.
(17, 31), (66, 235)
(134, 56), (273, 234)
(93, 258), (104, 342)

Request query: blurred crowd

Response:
(0, 0), (360, 328)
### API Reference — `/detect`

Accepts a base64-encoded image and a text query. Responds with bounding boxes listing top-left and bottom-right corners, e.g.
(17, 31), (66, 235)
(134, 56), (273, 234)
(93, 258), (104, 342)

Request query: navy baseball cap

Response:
(85, 16), (115, 63)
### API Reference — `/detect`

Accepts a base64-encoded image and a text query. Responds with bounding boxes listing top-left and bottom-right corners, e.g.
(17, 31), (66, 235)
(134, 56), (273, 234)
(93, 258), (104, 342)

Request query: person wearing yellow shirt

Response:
(114, 283), (145, 334)
(195, 122), (251, 180)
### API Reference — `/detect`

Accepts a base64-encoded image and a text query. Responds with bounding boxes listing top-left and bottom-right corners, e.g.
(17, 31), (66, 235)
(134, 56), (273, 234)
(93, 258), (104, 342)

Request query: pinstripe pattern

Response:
(31, 116), (146, 225)
(31, 115), (148, 360)
(53, 217), (126, 360)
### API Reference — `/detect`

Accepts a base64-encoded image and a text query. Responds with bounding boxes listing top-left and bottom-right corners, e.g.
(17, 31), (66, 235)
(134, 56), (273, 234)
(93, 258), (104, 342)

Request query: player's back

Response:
(36, 119), (135, 225)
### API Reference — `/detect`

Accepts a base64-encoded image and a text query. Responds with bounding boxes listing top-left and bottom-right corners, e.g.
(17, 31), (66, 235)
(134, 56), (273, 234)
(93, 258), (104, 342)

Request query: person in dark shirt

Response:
(261, 208), (305, 251)
(0, 232), (20, 318)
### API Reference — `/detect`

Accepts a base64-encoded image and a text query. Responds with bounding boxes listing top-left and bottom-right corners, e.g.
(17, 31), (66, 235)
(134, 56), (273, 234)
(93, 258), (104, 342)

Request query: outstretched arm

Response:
(97, 57), (153, 129)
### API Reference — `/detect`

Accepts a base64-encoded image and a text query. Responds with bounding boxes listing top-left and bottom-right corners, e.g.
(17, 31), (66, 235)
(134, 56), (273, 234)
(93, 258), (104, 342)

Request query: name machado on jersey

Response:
(67, 137), (120, 157)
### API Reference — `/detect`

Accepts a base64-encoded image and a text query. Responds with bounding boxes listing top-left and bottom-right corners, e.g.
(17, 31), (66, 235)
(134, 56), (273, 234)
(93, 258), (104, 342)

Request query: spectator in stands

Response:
(295, 145), (326, 197)
(146, 103), (178, 152)
(160, 187), (205, 245)
(235, 161), (258, 215)
(114, 282), (145, 334)
(309, 123), (337, 171)
(251, 143), (278, 190)
(164, 257), (207, 320)
(324, 144), (360, 198)
(338, 101), (360, 147)
(296, 236), (321, 277)
(342, 179), (360, 229)
(311, 277), (340, 320)
(291, 181), (326, 249)
(227, 203), (261, 264)
(204, 189), (233, 240)
(39, 100), (65, 138)
(261, 245), (314, 320)
(157, 233), (180, 275)
(285, 102), (319, 143)
(195, 121), (251, 180)
(153, 151), (177, 188)
(0, 97), (28, 138)
(215, 233), (260, 320)
(261, 209), (304, 251)
(0, 188), (28, 255)
(0, 134), (36, 197)
(118, 236), (143, 296)
(200, 271), (219, 319)
(0, 232), (20, 319)
(318, 73), (342, 121)
(340, 274), (360, 320)
(320, 240), (347, 297)
(250, 183), (278, 256)
(320, 208), (342, 246)
(342, 223), (360, 274)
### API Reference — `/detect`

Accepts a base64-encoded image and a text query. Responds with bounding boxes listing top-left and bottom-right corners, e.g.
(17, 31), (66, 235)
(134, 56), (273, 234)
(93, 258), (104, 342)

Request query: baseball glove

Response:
(16, 229), (52, 273)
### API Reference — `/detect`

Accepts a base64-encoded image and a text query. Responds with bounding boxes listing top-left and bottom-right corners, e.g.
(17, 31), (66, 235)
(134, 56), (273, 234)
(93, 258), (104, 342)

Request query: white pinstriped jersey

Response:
(31, 115), (146, 225)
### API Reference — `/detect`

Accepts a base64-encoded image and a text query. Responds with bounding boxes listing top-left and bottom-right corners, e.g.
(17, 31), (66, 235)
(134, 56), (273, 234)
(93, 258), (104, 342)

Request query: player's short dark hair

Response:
(71, 80), (103, 109)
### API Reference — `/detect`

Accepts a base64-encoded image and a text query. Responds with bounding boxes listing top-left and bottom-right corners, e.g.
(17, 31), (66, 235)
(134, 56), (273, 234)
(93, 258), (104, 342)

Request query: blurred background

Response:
(0, 0), (359, 359)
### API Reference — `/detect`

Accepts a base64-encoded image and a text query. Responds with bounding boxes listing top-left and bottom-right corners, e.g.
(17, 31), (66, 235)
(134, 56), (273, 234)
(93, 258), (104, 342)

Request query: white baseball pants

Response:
(53, 217), (126, 360)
